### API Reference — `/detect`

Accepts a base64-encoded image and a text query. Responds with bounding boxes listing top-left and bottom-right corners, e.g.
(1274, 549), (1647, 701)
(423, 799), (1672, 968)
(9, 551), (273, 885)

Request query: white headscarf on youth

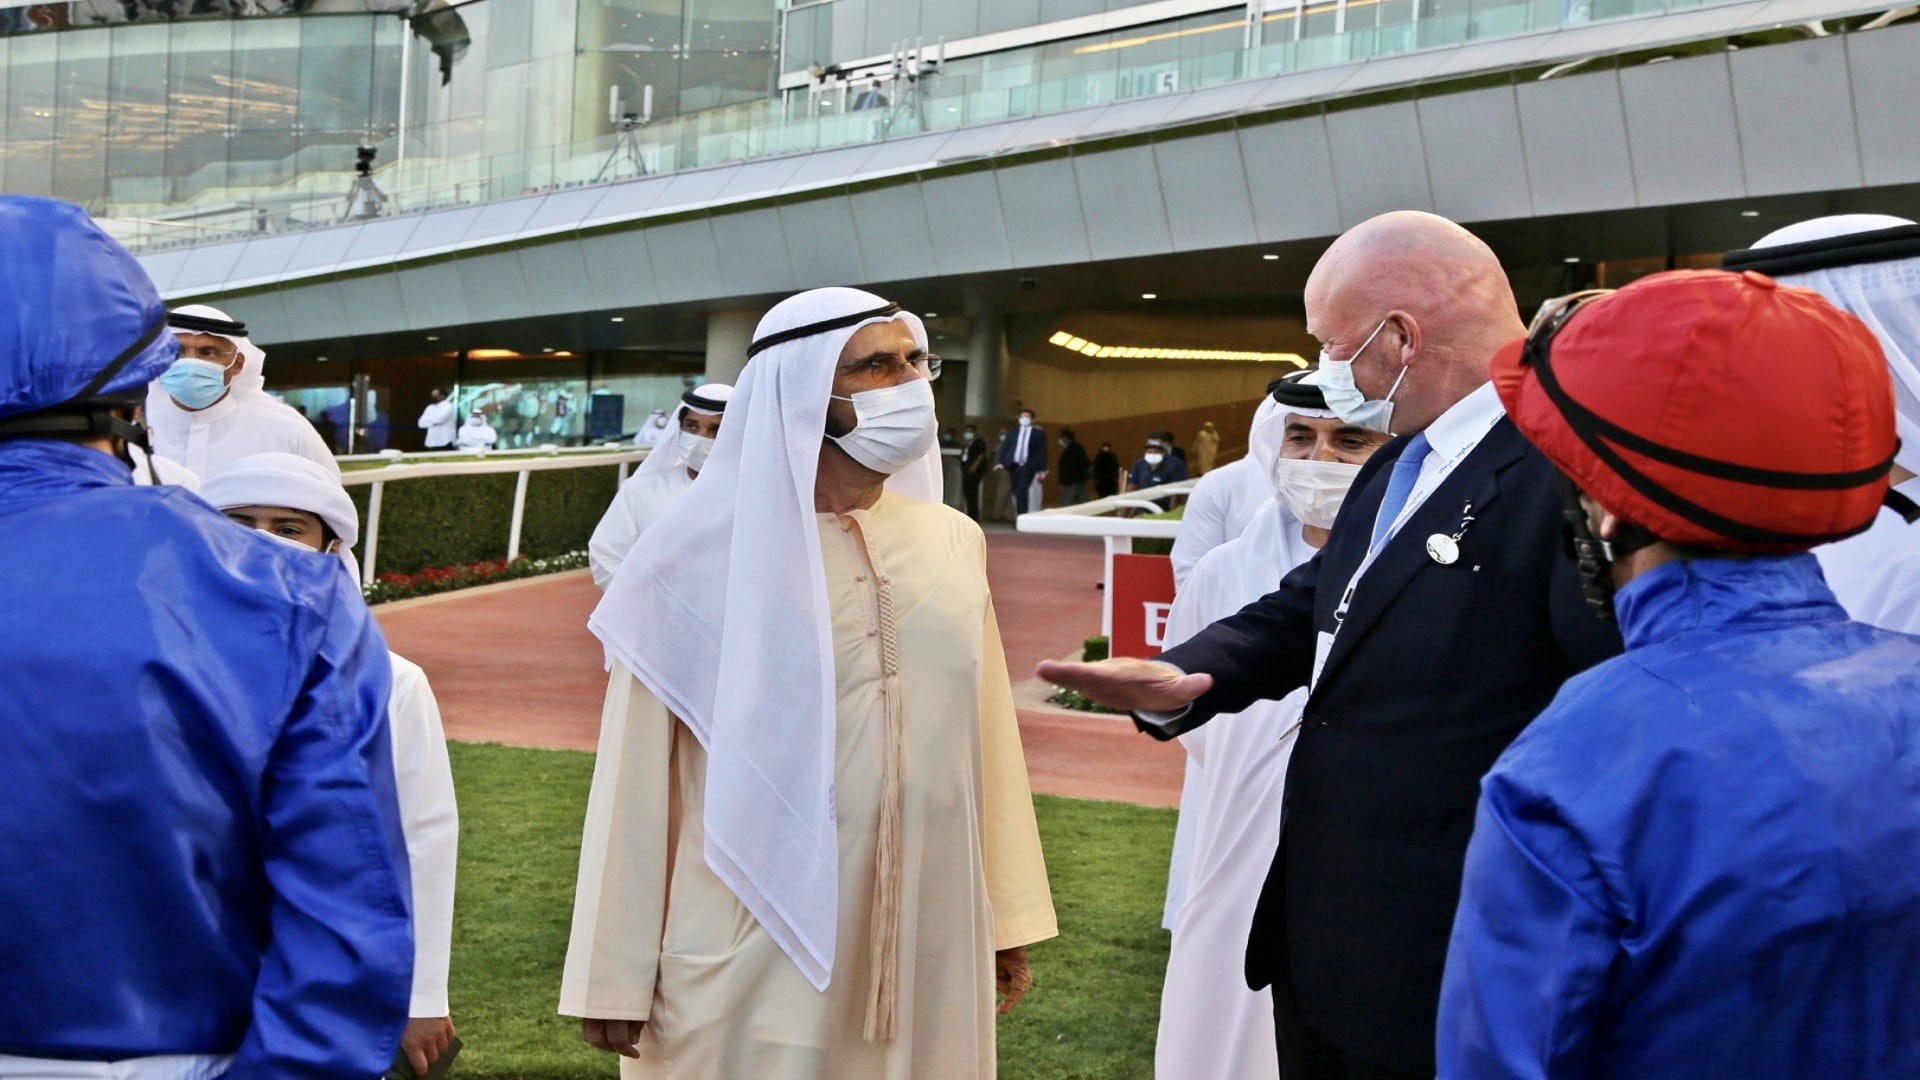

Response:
(588, 287), (939, 992)
(200, 450), (362, 579)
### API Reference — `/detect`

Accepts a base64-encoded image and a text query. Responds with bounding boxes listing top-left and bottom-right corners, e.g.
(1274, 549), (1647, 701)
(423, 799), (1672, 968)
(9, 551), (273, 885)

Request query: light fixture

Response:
(1262, 254), (1280, 261)
(468, 349), (519, 359)
(1046, 330), (1307, 367)
(425, 334), (440, 341)
(1740, 209), (1761, 217)
(1141, 292), (1158, 300)
(541, 347), (556, 353)
(1563, 257), (1581, 264)
(610, 316), (626, 322)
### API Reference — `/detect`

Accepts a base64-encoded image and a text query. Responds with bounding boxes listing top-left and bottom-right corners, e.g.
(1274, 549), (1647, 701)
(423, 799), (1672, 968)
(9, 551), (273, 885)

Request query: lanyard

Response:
(1329, 411), (1503, 638)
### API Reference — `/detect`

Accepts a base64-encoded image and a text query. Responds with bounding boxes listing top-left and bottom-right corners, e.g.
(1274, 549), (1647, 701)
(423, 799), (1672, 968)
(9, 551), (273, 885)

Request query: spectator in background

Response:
(1192, 421), (1220, 475)
(960, 423), (990, 521)
(418, 387), (457, 450)
(457, 409), (496, 450)
(987, 425), (1016, 522)
(996, 408), (1048, 516)
(1125, 437), (1187, 510)
(633, 408), (671, 449)
(852, 79), (889, 111)
(1151, 430), (1187, 467)
(587, 383), (732, 590)
(1093, 440), (1122, 499)
(1055, 428), (1091, 506)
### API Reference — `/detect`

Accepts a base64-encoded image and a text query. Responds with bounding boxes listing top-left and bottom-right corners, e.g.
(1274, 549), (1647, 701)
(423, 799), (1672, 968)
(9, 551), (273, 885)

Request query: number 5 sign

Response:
(1109, 553), (1177, 658)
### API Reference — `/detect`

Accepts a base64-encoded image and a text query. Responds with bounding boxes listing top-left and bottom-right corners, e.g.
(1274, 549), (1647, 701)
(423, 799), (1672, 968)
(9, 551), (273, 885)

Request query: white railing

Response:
(1015, 478), (1197, 638)
(334, 442), (639, 465)
(338, 447), (647, 581)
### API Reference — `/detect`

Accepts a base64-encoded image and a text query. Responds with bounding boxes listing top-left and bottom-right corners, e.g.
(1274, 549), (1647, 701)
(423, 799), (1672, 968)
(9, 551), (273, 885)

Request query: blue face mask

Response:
(157, 357), (234, 410)
(1314, 318), (1406, 434)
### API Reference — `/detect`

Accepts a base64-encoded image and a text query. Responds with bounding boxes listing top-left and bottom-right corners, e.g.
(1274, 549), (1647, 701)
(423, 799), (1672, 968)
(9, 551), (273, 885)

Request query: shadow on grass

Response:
(444, 742), (1175, 1079)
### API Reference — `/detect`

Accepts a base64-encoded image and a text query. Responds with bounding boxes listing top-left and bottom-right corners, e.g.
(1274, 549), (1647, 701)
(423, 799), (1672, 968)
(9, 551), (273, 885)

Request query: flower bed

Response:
(363, 550), (589, 605)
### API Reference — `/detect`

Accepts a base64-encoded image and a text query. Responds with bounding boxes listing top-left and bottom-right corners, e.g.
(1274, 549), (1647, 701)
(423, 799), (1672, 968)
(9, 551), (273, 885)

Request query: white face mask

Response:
(1272, 456), (1364, 529)
(677, 429), (715, 473)
(828, 378), (937, 475)
(1143, 452), (1165, 466)
(1314, 318), (1407, 433)
(1017, 415), (1033, 428)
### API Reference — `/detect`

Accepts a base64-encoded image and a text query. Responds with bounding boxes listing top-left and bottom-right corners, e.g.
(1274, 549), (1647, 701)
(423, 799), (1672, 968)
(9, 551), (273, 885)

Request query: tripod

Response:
(594, 114), (649, 182)
(343, 170), (388, 221)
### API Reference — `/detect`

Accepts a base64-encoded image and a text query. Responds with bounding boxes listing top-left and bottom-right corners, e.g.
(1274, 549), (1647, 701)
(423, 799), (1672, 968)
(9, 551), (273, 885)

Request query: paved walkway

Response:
(375, 529), (1186, 807)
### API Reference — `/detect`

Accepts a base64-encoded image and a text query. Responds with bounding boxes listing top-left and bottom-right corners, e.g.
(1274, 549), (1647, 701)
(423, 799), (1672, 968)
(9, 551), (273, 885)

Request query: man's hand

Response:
(1036, 658), (1212, 713)
(1037, 471), (1049, 483)
(581, 1017), (644, 1058)
(401, 1016), (456, 1075)
(996, 946), (1034, 1014)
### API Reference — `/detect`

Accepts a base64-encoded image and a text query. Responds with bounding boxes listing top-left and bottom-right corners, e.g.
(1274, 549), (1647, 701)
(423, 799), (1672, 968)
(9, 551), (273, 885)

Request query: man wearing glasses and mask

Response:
(563, 287), (1056, 1079)
(144, 304), (337, 479)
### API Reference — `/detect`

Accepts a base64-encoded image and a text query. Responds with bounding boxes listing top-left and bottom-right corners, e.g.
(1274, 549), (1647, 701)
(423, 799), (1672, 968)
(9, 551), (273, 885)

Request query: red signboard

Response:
(1110, 553), (1177, 659)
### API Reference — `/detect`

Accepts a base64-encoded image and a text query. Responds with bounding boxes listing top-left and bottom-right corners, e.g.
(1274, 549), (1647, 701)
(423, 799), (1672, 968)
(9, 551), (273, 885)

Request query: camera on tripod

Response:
(355, 145), (378, 177)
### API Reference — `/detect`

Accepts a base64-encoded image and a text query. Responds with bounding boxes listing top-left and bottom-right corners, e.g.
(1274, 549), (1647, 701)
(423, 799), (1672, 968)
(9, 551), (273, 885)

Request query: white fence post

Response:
(362, 480), (385, 582)
(507, 468), (532, 561)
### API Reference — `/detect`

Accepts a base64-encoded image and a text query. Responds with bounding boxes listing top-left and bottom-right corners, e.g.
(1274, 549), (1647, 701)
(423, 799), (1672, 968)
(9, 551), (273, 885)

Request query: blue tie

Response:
(1370, 432), (1432, 550)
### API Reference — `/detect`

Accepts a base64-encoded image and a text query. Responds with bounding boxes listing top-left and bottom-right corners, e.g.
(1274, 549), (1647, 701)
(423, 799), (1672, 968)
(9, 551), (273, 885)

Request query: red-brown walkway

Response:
(375, 529), (1185, 807)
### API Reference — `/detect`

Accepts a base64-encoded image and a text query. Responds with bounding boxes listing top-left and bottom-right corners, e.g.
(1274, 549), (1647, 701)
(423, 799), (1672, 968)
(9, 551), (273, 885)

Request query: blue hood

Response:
(0, 196), (178, 420)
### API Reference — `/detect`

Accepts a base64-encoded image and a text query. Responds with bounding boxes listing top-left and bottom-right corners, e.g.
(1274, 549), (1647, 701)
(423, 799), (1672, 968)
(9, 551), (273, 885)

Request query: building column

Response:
(704, 309), (757, 385)
(964, 313), (1008, 421)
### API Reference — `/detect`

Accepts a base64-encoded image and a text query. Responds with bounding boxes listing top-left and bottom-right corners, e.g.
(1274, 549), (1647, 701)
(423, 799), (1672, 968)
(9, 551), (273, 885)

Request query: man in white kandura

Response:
(1725, 214), (1920, 633)
(1168, 391), (1283, 589)
(144, 305), (337, 479)
(1156, 376), (1389, 1080)
(586, 382), (732, 590)
(562, 287), (1056, 1079)
(201, 452), (463, 1078)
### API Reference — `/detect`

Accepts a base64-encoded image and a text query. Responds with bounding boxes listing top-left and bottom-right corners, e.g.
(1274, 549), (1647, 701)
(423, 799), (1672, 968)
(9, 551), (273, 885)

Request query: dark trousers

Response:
(1273, 982), (1427, 1080)
(962, 473), (983, 521)
(1058, 481), (1088, 507)
(1009, 467), (1039, 515)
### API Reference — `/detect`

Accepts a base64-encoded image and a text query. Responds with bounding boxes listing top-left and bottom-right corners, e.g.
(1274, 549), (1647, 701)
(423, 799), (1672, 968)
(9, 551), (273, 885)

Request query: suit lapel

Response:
(1312, 420), (1531, 692)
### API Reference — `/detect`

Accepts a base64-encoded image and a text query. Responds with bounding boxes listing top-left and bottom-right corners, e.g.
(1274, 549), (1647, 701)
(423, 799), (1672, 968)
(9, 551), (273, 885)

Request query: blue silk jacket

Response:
(1439, 554), (1920, 1079)
(0, 439), (413, 1076)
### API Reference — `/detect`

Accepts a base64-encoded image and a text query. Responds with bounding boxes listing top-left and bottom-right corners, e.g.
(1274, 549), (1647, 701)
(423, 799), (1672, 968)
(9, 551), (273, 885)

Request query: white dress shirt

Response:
(1369, 381), (1507, 549)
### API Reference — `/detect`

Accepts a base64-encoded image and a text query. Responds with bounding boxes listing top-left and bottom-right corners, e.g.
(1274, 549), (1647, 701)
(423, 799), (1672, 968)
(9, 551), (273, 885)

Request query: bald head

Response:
(1305, 211), (1524, 434)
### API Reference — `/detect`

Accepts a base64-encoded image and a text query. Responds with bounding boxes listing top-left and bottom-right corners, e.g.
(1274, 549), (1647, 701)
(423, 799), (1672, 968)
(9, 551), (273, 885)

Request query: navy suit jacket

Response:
(1156, 417), (1622, 1074)
(997, 425), (1047, 474)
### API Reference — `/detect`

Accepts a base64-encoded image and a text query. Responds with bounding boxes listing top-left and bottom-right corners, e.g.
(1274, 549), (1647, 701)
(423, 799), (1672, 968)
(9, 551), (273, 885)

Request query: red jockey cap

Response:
(1492, 268), (1896, 553)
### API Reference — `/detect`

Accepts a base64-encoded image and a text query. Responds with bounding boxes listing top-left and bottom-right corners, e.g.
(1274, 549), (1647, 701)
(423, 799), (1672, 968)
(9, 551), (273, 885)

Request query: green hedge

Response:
(347, 464), (622, 577)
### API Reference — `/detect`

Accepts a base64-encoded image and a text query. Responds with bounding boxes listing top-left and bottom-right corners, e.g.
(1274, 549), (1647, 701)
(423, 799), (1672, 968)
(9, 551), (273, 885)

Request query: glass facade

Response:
(3, 0), (1770, 252)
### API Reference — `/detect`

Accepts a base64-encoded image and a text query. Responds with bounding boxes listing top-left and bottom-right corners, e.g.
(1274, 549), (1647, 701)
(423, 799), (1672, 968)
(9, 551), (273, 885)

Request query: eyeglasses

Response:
(837, 352), (942, 386)
(177, 343), (240, 365)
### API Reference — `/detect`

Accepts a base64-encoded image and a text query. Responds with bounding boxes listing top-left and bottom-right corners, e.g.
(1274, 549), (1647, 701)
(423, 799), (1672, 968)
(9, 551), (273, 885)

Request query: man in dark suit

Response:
(1042, 211), (1622, 1079)
(996, 408), (1048, 515)
(959, 424), (989, 521)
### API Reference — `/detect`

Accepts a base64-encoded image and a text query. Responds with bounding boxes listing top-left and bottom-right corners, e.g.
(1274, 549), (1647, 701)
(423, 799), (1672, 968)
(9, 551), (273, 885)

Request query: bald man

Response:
(1045, 212), (1621, 1079)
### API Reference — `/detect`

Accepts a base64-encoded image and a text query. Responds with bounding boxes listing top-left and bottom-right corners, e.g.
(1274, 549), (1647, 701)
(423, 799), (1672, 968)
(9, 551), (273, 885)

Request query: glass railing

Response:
(103, 0), (1753, 254)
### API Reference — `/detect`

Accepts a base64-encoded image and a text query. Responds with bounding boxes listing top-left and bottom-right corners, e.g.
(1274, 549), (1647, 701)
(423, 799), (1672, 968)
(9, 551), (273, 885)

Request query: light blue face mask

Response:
(157, 357), (234, 410)
(1313, 318), (1407, 434)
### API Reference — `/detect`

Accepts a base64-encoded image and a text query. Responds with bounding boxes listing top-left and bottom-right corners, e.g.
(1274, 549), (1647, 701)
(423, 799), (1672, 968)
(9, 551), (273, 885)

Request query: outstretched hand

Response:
(1035, 657), (1212, 714)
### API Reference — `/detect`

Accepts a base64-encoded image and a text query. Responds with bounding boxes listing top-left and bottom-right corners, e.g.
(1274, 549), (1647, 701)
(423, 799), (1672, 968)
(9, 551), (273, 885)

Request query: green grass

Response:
(444, 742), (1175, 1079)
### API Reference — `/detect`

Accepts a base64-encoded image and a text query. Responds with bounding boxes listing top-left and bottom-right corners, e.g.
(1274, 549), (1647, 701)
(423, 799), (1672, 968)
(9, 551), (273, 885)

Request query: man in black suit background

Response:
(959, 423), (990, 521)
(996, 407), (1048, 515)
(1043, 211), (1621, 1079)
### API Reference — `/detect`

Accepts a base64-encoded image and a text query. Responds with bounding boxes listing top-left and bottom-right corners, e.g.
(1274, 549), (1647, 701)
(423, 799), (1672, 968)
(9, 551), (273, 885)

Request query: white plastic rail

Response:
(1014, 478), (1197, 638)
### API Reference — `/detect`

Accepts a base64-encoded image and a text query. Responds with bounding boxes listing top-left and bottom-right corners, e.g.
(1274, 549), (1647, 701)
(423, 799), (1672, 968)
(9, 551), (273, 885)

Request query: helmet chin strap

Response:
(1558, 476), (1663, 621)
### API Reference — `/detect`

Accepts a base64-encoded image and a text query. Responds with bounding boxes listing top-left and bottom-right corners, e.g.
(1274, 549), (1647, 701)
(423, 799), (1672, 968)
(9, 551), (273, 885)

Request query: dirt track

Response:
(375, 529), (1185, 807)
